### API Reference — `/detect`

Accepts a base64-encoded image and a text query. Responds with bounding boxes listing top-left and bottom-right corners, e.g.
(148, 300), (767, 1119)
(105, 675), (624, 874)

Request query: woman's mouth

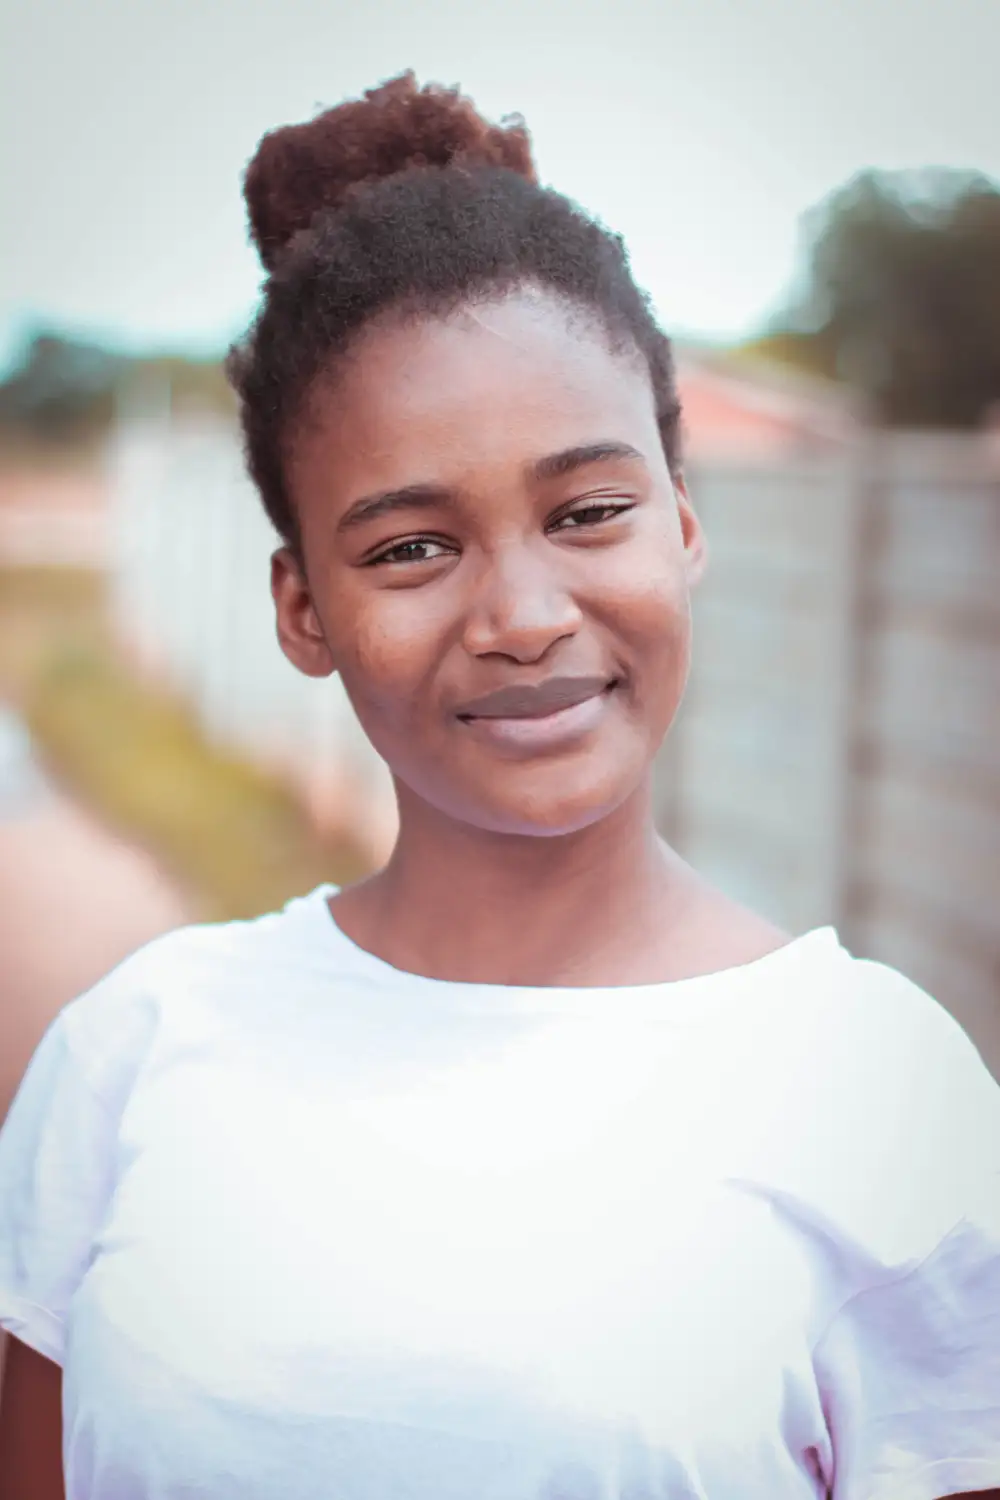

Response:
(455, 677), (621, 753)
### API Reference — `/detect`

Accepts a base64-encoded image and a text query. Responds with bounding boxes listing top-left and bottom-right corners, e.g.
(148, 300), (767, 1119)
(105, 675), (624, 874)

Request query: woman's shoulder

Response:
(57, 885), (331, 1099)
(732, 935), (1000, 1283)
(789, 937), (996, 1113)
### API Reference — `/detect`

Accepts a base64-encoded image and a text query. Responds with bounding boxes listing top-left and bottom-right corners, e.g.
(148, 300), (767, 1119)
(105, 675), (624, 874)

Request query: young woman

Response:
(1, 73), (998, 1500)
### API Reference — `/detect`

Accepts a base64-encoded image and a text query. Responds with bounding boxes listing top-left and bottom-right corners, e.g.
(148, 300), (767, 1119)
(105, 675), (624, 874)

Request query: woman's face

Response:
(276, 287), (705, 837)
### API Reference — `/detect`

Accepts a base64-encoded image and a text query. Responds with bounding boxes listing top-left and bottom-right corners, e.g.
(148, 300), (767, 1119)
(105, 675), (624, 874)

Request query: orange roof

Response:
(676, 356), (855, 461)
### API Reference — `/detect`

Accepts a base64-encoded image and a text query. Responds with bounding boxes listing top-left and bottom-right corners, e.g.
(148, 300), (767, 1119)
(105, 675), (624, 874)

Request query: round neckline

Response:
(295, 883), (844, 1021)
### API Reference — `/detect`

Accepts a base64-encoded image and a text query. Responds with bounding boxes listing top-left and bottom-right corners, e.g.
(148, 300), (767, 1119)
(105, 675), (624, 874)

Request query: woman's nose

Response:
(462, 547), (583, 664)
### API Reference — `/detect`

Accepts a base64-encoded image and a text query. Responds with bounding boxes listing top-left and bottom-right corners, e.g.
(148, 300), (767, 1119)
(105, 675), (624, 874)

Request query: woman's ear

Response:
(271, 547), (336, 679)
(673, 474), (708, 589)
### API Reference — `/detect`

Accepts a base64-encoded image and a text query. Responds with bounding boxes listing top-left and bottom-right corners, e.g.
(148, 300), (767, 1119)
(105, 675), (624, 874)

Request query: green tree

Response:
(0, 332), (234, 449)
(752, 168), (1000, 427)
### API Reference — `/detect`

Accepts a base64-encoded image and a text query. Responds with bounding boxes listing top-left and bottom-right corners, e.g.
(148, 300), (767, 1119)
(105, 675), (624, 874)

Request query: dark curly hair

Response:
(227, 72), (683, 552)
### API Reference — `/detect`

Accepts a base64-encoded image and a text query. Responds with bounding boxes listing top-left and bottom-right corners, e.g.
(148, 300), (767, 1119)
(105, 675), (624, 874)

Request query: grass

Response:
(0, 566), (372, 921)
(0, 566), (106, 695)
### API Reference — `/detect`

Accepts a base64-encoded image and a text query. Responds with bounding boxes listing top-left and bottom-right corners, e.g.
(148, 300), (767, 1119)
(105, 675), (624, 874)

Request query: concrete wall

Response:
(657, 432), (1000, 1073)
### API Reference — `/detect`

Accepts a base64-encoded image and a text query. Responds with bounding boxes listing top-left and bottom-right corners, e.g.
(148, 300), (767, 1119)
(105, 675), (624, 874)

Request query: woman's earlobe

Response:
(271, 547), (337, 679)
(673, 477), (708, 588)
(686, 519), (708, 589)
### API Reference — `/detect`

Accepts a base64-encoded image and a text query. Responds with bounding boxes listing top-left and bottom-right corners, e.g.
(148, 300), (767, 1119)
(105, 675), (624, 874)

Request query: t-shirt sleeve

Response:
(813, 964), (1000, 1500)
(0, 930), (169, 1369)
(0, 1007), (120, 1365)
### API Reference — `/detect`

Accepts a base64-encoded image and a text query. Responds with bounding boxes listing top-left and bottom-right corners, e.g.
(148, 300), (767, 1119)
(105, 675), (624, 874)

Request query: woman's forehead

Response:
(295, 293), (659, 491)
(344, 289), (640, 390)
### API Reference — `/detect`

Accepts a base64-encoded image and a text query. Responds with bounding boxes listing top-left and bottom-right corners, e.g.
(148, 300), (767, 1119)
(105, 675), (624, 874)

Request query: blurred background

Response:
(2, 0), (999, 1130)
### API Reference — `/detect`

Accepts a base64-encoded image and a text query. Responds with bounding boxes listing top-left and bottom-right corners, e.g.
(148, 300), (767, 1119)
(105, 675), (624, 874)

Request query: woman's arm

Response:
(0, 1335), (65, 1500)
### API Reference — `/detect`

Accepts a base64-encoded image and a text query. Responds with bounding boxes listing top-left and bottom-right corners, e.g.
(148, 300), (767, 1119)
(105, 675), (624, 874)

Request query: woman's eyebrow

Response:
(337, 482), (455, 532)
(337, 441), (644, 532)
(530, 441), (645, 482)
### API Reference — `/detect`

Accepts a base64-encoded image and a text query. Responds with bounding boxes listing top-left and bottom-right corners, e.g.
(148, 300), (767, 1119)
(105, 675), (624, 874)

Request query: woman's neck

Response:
(328, 781), (772, 987)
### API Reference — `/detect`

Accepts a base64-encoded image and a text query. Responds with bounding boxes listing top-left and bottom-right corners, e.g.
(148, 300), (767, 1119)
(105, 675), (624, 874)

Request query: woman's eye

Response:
(551, 502), (634, 531)
(368, 538), (453, 566)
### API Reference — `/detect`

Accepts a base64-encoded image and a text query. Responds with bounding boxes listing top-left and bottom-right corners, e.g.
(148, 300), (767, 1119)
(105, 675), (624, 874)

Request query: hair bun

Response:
(243, 71), (538, 272)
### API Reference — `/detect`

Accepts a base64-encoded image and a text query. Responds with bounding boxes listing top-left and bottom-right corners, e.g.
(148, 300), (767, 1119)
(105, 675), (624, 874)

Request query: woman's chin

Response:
(391, 734), (655, 841)
(447, 767), (646, 840)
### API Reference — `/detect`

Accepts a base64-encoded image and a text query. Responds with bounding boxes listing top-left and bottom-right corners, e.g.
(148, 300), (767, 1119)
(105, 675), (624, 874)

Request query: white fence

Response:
(108, 409), (397, 861)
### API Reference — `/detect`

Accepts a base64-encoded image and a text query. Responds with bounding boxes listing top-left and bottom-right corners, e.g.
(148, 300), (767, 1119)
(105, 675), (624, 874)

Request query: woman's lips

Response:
(456, 674), (613, 720)
(456, 680), (619, 753)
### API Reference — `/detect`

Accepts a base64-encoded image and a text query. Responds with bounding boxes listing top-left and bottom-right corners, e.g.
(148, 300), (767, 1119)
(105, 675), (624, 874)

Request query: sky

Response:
(1, 0), (998, 372)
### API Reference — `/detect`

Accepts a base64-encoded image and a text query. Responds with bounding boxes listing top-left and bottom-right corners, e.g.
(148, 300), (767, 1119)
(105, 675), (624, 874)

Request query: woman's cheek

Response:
(351, 616), (397, 685)
(333, 588), (413, 685)
(595, 547), (691, 655)
(340, 608), (443, 746)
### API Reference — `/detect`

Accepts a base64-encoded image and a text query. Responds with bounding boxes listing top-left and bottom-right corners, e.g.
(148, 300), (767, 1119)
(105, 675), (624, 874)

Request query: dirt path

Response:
(0, 770), (190, 1120)
(0, 708), (190, 1383)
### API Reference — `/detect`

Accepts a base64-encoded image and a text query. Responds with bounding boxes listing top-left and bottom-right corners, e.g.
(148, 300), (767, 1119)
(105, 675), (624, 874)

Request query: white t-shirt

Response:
(1, 884), (999, 1500)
